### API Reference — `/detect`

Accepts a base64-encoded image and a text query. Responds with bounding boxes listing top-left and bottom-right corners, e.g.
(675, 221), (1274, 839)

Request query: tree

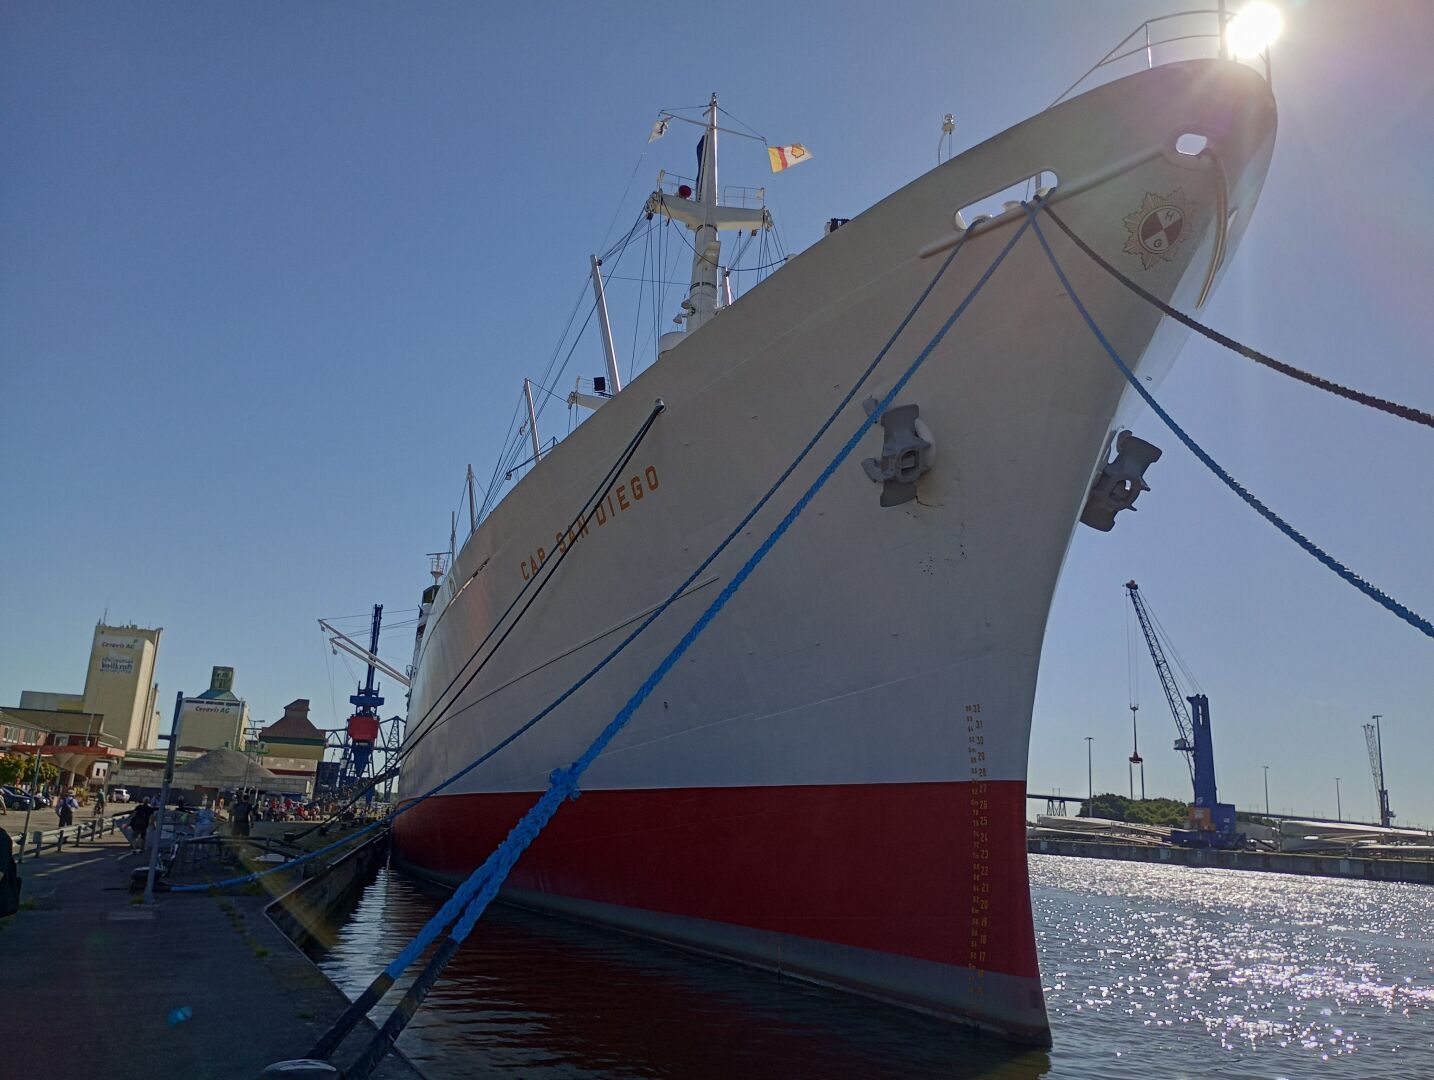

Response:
(0, 754), (27, 787)
(0, 753), (57, 789)
(1081, 792), (1189, 827)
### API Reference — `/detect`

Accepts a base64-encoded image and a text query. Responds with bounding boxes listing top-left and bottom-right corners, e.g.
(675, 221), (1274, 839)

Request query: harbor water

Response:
(316, 854), (1434, 1078)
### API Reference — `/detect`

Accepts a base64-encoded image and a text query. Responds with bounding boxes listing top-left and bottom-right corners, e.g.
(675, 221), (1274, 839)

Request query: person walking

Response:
(128, 798), (154, 851)
(232, 795), (253, 838)
(57, 790), (77, 828)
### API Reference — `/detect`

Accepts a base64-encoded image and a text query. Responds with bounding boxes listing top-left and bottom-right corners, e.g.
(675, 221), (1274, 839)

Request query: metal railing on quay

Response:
(8, 812), (125, 863)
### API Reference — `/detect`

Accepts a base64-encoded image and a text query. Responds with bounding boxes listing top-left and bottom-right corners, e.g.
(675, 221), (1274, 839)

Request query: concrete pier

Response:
(2, 825), (423, 1080)
(1029, 836), (1434, 885)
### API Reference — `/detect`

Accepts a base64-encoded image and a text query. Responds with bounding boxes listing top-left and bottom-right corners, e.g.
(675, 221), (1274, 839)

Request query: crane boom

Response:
(1124, 580), (1195, 781)
(1123, 580), (1240, 849)
(1363, 719), (1394, 828)
(318, 618), (411, 687)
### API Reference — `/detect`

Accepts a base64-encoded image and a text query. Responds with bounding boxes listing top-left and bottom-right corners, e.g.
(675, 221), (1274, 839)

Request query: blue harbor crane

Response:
(319, 605), (412, 804)
(342, 604), (385, 793)
(1124, 580), (1243, 849)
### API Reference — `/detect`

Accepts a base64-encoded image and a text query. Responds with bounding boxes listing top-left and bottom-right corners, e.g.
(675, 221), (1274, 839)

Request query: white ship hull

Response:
(395, 61), (1277, 1043)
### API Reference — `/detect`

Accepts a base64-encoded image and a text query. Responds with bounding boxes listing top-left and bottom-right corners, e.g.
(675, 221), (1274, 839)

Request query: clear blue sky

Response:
(4, 2), (1430, 824)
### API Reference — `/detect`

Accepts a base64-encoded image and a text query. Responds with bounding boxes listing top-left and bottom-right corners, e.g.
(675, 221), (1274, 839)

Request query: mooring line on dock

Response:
(304, 213), (989, 1066)
(329, 215), (1034, 1080)
(1026, 203), (1434, 640)
(1041, 203), (1434, 429)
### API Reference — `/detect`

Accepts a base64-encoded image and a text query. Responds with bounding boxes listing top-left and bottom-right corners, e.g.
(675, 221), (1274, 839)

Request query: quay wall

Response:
(1029, 837), (1434, 885)
(267, 828), (390, 950)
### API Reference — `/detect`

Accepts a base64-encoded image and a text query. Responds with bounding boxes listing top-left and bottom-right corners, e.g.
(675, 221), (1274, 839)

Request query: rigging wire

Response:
(626, 223), (652, 383)
(478, 386), (536, 520)
(715, 104), (767, 142)
(1143, 589), (1202, 698)
(725, 254), (790, 276)
(320, 608), (420, 623)
(323, 634), (339, 733)
(597, 157), (649, 256)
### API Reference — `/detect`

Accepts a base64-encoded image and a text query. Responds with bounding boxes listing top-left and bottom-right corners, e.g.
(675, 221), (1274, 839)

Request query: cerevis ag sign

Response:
(97, 634), (142, 675)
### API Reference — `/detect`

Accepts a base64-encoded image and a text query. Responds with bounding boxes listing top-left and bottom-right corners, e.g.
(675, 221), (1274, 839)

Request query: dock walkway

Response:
(1, 828), (423, 1080)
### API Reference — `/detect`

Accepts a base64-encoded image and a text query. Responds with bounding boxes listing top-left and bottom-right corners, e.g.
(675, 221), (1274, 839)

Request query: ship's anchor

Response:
(1080, 430), (1162, 531)
(860, 397), (935, 507)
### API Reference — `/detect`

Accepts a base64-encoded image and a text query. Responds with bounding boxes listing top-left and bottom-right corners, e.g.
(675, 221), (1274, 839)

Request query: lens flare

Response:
(1226, 2), (1285, 60)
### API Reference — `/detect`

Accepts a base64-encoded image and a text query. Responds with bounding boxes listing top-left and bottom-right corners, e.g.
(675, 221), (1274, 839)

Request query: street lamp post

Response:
(17, 743), (42, 864)
(1085, 736), (1094, 811)
(1262, 764), (1270, 818)
(143, 692), (184, 906)
(1335, 777), (1342, 821)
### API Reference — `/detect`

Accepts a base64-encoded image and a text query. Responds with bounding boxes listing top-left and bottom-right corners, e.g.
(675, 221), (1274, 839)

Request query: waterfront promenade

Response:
(2, 822), (423, 1080)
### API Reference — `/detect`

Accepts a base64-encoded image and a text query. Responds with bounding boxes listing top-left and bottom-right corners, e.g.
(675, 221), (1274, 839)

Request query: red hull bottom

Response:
(392, 780), (1050, 1043)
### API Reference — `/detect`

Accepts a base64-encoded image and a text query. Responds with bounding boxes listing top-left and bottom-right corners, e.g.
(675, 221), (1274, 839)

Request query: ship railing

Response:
(655, 171), (766, 209)
(720, 183), (767, 210)
(1049, 8), (1273, 110)
(655, 170), (698, 198)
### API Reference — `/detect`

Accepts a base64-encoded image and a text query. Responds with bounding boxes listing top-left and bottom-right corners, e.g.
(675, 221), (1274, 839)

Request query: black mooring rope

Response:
(1041, 203), (1434, 429)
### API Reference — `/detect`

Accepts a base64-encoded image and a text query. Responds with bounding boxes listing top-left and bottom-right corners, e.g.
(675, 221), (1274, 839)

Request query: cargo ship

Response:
(393, 18), (1277, 1043)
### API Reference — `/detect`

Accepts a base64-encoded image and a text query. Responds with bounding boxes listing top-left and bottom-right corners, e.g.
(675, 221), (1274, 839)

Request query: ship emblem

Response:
(1123, 190), (1192, 269)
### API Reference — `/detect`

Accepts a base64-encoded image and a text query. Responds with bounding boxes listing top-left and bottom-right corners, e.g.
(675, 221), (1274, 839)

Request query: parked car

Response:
(109, 787), (131, 803)
(1, 786), (35, 810)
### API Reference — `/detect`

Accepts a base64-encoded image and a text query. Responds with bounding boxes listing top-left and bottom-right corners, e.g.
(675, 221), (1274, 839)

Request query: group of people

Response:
(124, 795), (233, 850)
(112, 790), (370, 851)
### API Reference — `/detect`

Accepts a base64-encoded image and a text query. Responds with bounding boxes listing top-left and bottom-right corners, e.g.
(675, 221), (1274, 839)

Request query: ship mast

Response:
(646, 93), (771, 341)
(686, 94), (723, 333)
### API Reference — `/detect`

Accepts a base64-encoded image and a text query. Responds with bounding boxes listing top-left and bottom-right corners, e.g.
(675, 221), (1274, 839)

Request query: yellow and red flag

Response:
(767, 143), (813, 173)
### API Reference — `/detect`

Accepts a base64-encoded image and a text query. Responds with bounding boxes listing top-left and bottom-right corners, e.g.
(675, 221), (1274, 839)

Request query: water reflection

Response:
(321, 869), (1050, 1079)
(318, 856), (1434, 1078)
(1031, 856), (1434, 1077)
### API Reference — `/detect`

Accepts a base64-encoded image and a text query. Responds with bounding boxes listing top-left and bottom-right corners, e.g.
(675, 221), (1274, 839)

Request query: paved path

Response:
(3, 803), (130, 840)
(1, 830), (424, 1080)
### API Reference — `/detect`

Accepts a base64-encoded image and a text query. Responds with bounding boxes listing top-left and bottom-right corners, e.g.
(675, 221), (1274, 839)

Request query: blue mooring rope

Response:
(173, 214), (981, 901)
(1024, 203), (1434, 640)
